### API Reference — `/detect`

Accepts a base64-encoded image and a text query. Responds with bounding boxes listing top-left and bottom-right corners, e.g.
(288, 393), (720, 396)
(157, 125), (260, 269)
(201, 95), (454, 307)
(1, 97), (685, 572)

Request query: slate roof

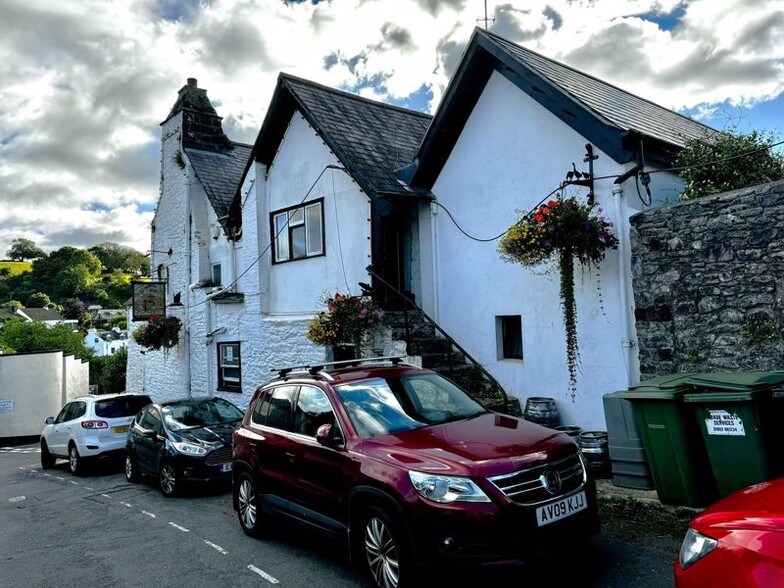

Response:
(19, 308), (69, 322)
(252, 73), (433, 200)
(411, 28), (718, 188)
(487, 31), (715, 149)
(185, 143), (253, 229)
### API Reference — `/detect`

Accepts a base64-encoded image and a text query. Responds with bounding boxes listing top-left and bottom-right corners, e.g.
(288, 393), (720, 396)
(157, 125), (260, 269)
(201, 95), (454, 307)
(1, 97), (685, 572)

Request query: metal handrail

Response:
(366, 267), (509, 413)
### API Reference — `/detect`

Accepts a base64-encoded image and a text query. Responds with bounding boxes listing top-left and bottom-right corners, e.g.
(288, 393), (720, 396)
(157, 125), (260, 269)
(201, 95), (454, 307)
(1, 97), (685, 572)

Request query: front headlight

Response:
(678, 527), (718, 569)
(171, 441), (208, 456)
(409, 471), (490, 503)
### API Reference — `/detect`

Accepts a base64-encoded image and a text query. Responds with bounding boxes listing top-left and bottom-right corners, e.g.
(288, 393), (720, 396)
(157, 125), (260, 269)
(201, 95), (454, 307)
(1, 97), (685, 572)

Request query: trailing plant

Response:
(133, 314), (182, 351)
(498, 195), (619, 398)
(306, 292), (384, 350)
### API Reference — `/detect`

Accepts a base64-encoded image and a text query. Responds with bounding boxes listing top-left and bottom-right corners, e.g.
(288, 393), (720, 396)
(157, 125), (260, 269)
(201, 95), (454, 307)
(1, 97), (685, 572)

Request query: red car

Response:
(232, 357), (599, 588)
(675, 478), (784, 587)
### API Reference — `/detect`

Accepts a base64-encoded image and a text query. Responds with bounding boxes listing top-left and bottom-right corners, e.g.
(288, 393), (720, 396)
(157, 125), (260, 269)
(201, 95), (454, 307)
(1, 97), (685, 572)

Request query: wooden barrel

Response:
(578, 431), (611, 478)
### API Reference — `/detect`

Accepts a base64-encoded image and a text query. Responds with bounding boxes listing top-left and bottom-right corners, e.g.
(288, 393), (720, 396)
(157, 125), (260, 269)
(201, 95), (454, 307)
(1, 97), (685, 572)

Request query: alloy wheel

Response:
(69, 446), (80, 474)
(238, 478), (257, 530)
(365, 515), (400, 588)
(160, 464), (177, 496)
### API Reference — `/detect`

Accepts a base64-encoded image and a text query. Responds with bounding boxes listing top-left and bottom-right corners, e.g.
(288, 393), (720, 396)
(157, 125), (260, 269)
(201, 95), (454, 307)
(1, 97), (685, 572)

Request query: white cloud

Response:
(0, 0), (781, 257)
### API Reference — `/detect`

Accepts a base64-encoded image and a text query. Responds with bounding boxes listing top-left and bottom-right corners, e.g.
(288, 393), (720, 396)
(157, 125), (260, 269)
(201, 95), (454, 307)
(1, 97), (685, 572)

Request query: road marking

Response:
(84, 487), (94, 491)
(18, 466), (26, 470)
(120, 502), (132, 508)
(169, 522), (189, 532)
(8, 496), (26, 503)
(205, 540), (228, 555)
(42, 473), (50, 477)
(142, 511), (156, 518)
(247, 565), (279, 584)
(68, 481), (79, 485)
(55, 476), (65, 481)
(101, 494), (112, 499)
(30, 469), (38, 473)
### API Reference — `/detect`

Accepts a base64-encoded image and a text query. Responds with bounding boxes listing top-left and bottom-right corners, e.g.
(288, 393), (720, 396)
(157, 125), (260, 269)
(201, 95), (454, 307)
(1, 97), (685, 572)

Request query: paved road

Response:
(0, 444), (685, 587)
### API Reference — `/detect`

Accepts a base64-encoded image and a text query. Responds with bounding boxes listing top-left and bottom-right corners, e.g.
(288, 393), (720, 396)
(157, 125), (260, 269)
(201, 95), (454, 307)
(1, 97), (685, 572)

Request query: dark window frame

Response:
(497, 315), (523, 360)
(217, 341), (242, 392)
(270, 198), (325, 264)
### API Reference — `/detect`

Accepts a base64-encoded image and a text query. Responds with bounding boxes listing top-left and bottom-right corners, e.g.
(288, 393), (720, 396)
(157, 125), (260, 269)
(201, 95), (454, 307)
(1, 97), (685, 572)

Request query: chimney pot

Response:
(187, 77), (198, 87)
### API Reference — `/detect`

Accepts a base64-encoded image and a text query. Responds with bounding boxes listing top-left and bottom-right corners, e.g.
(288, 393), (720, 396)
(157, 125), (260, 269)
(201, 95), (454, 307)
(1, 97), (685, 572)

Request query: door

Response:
(48, 403), (73, 456)
(132, 406), (166, 475)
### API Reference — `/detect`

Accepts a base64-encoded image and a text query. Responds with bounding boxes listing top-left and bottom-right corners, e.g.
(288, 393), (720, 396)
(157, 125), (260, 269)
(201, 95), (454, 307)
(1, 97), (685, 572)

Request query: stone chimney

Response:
(162, 77), (233, 153)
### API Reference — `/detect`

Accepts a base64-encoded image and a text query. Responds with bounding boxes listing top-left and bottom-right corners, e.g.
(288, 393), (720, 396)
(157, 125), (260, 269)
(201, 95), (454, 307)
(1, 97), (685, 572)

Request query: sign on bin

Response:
(705, 410), (745, 436)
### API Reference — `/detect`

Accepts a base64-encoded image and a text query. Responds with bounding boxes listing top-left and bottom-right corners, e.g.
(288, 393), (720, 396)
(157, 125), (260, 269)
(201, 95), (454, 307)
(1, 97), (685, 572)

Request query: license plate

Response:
(220, 463), (232, 473)
(113, 425), (129, 434)
(536, 491), (587, 527)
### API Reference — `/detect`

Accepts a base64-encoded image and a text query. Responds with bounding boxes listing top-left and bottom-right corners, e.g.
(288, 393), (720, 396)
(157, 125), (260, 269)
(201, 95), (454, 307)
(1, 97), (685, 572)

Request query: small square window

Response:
(496, 316), (523, 360)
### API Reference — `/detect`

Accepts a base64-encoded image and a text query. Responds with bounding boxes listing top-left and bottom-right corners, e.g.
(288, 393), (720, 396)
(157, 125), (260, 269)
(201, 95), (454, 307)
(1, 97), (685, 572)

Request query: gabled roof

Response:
(19, 308), (68, 322)
(411, 28), (717, 189)
(186, 143), (253, 231)
(251, 73), (433, 200)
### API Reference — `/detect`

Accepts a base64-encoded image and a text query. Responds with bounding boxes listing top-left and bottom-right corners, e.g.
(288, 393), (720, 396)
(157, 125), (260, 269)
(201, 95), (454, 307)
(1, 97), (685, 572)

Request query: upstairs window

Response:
(271, 199), (324, 263)
(211, 263), (222, 285)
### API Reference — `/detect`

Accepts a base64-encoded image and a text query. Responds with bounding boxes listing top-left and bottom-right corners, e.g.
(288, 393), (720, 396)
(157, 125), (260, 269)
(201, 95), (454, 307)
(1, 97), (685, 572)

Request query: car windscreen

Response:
(162, 398), (244, 430)
(94, 396), (152, 418)
(335, 373), (486, 438)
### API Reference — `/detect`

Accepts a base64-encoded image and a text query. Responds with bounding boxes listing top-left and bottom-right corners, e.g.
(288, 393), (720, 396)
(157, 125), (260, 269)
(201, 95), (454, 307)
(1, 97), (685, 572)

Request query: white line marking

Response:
(168, 522), (190, 532)
(8, 496), (26, 503)
(18, 466), (26, 470)
(55, 476), (65, 481)
(205, 540), (228, 555)
(142, 511), (156, 518)
(42, 473), (50, 477)
(68, 481), (79, 485)
(30, 469), (38, 473)
(247, 565), (279, 584)
(120, 502), (132, 508)
(84, 487), (94, 491)
(101, 494), (112, 499)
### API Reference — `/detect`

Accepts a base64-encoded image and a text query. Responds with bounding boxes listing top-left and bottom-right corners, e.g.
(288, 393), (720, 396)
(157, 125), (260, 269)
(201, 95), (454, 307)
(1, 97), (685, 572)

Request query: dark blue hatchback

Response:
(125, 397), (243, 496)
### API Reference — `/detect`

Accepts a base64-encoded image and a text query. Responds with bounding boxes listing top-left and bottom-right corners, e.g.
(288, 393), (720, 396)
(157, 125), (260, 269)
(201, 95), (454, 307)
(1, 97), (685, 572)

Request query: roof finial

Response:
(477, 0), (494, 30)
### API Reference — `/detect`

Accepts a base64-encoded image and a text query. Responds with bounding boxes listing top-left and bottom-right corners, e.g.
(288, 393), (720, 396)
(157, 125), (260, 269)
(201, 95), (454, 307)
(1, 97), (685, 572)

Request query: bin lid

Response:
(626, 373), (697, 394)
(687, 372), (784, 391)
(683, 390), (759, 403)
(614, 388), (687, 401)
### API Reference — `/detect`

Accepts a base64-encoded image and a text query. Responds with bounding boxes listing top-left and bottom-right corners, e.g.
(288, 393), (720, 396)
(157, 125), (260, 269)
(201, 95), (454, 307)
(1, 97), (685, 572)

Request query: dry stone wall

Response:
(630, 179), (784, 378)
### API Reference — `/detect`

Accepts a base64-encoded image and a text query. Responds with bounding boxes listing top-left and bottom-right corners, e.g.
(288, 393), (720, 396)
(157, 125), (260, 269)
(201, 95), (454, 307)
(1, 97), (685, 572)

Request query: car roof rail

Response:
(274, 355), (411, 379)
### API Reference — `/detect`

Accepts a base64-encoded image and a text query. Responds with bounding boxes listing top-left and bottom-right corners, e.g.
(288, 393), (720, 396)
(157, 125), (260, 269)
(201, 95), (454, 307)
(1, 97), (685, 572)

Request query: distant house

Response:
(129, 28), (716, 429)
(5, 307), (79, 330)
(84, 327), (128, 357)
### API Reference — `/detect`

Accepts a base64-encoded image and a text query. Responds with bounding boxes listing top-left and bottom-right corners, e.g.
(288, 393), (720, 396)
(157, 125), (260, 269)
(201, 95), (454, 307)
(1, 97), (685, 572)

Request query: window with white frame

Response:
(271, 199), (324, 263)
(217, 342), (241, 392)
(496, 315), (523, 360)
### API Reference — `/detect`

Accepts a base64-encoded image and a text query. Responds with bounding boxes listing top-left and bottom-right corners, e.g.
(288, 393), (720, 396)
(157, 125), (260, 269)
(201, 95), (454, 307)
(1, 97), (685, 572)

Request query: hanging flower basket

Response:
(498, 195), (619, 398)
(133, 314), (182, 351)
(306, 292), (384, 352)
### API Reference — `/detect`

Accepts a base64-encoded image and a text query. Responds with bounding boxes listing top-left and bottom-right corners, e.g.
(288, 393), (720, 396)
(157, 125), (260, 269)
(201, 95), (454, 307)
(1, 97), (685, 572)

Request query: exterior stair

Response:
(382, 309), (522, 417)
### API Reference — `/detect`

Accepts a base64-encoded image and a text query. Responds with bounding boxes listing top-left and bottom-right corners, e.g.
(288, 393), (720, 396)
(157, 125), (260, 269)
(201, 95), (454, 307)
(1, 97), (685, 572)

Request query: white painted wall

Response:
(0, 351), (88, 438)
(84, 329), (128, 357)
(420, 71), (682, 430)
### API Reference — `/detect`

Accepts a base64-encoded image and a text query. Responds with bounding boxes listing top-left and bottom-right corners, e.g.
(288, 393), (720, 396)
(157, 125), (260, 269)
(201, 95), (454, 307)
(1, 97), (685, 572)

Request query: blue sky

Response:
(0, 0), (781, 255)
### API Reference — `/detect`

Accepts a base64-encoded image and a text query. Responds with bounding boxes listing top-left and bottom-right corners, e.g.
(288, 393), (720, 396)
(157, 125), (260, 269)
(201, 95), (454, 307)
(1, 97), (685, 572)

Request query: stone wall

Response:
(630, 179), (784, 378)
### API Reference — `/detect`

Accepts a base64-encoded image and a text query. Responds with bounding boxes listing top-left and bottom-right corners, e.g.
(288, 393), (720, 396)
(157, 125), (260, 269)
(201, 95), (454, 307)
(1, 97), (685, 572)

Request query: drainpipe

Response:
(612, 187), (639, 386)
(430, 201), (440, 322)
(185, 177), (193, 399)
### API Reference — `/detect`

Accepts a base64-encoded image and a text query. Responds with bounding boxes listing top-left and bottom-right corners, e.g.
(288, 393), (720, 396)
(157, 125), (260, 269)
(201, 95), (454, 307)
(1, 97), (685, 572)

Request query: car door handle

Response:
(285, 452), (296, 462)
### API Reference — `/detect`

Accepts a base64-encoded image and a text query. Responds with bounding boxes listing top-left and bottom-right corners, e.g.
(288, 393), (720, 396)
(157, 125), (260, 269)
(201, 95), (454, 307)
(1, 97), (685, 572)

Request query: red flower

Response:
(534, 214), (544, 222)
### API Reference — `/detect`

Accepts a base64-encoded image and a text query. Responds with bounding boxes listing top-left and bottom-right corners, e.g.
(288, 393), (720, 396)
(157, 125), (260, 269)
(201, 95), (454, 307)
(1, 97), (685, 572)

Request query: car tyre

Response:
(40, 440), (56, 469)
(68, 444), (84, 476)
(125, 452), (140, 483)
(361, 506), (414, 588)
(159, 462), (179, 497)
(235, 472), (264, 537)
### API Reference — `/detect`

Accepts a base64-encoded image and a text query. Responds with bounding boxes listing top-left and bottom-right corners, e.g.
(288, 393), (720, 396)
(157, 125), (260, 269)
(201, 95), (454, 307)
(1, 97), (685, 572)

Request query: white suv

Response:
(40, 393), (152, 474)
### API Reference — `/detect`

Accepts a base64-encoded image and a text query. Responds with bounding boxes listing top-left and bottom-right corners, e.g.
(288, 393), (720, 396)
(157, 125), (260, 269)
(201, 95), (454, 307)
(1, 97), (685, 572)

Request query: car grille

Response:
(488, 451), (586, 506)
(205, 447), (232, 466)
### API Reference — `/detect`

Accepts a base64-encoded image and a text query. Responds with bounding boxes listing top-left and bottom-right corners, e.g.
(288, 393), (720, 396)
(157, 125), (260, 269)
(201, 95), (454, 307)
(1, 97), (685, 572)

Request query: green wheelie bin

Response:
(617, 374), (717, 508)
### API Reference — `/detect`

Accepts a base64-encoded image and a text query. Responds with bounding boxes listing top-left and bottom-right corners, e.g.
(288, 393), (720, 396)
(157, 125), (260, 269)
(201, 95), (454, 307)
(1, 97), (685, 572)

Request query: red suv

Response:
(232, 358), (599, 587)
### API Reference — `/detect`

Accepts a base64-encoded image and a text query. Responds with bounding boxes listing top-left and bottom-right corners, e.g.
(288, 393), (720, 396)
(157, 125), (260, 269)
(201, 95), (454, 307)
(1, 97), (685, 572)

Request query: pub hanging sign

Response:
(132, 281), (167, 322)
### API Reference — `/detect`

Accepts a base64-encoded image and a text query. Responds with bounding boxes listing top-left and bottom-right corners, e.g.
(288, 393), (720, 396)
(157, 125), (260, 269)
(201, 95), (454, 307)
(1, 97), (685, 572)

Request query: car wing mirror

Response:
(45, 417), (54, 425)
(315, 424), (336, 447)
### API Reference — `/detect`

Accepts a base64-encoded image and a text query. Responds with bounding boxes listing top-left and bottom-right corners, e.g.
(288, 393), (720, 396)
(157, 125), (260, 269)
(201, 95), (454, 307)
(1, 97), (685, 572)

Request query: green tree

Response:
(89, 243), (149, 275)
(0, 320), (93, 361)
(7, 238), (46, 261)
(89, 346), (127, 394)
(678, 129), (784, 200)
(31, 247), (102, 300)
(61, 298), (92, 326)
(26, 292), (53, 308)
